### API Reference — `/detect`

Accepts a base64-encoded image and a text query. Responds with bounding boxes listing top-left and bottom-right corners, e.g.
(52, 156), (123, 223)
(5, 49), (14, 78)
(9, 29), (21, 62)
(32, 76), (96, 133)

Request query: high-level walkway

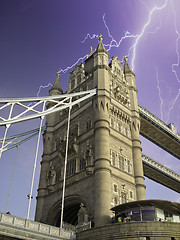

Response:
(142, 154), (180, 193)
(139, 105), (180, 159)
(0, 213), (76, 240)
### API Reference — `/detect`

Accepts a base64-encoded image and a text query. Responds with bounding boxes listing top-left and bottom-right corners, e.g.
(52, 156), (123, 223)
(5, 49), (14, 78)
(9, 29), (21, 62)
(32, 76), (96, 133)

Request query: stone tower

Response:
(35, 35), (146, 227)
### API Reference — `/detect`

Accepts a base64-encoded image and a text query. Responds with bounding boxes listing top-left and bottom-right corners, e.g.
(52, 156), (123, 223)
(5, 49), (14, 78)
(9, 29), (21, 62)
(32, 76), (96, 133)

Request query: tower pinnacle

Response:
(49, 70), (63, 95)
(99, 34), (103, 42)
(123, 55), (135, 76)
(96, 34), (108, 54)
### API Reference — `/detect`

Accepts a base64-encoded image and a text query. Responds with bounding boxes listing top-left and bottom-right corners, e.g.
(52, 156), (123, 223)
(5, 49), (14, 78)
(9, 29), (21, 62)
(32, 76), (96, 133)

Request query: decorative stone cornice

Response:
(110, 105), (131, 124)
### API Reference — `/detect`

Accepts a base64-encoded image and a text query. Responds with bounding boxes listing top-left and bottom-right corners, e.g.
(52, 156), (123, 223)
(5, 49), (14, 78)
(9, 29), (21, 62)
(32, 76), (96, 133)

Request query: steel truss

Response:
(0, 126), (46, 153)
(0, 89), (96, 221)
(0, 89), (96, 126)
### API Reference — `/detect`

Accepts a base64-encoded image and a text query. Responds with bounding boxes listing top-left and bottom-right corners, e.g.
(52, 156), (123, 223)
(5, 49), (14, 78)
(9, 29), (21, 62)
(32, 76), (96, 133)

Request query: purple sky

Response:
(0, 0), (179, 220)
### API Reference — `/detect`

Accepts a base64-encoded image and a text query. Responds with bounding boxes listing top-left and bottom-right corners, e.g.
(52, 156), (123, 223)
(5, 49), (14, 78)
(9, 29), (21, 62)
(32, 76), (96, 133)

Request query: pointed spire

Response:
(96, 34), (108, 54)
(123, 55), (135, 76)
(90, 46), (93, 54)
(49, 70), (63, 95)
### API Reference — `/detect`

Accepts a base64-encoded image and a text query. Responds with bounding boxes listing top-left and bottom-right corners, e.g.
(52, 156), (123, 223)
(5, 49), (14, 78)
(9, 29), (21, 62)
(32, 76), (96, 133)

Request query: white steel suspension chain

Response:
(26, 102), (45, 220)
(0, 103), (14, 159)
(60, 97), (72, 230)
(5, 142), (20, 213)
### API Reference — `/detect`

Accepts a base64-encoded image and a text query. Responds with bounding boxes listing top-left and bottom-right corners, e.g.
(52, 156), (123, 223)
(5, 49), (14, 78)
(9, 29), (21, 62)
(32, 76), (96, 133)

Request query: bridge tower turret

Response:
(93, 34), (112, 226)
(123, 56), (146, 200)
(35, 72), (63, 222)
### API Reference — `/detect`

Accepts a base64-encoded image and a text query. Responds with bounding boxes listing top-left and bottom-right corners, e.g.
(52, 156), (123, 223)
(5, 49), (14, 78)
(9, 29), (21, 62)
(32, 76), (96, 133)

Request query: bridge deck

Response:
(142, 154), (180, 193)
(139, 105), (180, 160)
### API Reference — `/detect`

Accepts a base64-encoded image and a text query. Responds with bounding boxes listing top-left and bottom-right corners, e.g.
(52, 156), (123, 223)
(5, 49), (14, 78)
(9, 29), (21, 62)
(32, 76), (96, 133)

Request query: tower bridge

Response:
(0, 35), (180, 239)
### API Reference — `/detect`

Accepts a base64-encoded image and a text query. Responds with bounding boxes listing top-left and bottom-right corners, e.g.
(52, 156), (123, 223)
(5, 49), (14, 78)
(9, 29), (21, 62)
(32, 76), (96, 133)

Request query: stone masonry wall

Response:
(77, 221), (180, 240)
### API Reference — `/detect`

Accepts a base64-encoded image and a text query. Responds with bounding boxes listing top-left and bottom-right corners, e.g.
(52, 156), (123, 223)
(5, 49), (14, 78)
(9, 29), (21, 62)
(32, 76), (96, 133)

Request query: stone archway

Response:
(55, 203), (81, 226)
(47, 195), (91, 227)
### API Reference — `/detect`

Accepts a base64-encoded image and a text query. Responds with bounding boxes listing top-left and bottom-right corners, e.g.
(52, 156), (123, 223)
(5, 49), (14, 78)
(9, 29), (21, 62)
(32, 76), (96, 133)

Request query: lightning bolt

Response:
(37, 14), (138, 96)
(84, 14), (138, 55)
(59, 54), (88, 74)
(36, 83), (53, 97)
(131, 0), (168, 71)
(134, 0), (179, 126)
(144, 13), (162, 40)
(81, 34), (99, 43)
(36, 0), (179, 129)
(167, 89), (180, 120)
(164, 0), (180, 124)
(155, 67), (164, 120)
(35, 55), (88, 96)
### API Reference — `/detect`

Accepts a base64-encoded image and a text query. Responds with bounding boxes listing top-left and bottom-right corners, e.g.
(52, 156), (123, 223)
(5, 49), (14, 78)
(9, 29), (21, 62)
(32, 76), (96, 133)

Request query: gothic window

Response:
(66, 159), (76, 177)
(110, 117), (114, 128)
(127, 160), (132, 174)
(120, 124), (124, 134)
(80, 157), (86, 171)
(113, 184), (118, 193)
(71, 79), (75, 89)
(111, 151), (116, 166)
(129, 190), (134, 200)
(125, 127), (128, 136)
(77, 75), (81, 85)
(70, 124), (78, 137)
(100, 55), (104, 65)
(86, 119), (92, 131)
(56, 170), (61, 183)
(127, 127), (131, 138)
(114, 197), (118, 206)
(117, 122), (120, 132)
(110, 150), (115, 166)
(119, 155), (125, 171)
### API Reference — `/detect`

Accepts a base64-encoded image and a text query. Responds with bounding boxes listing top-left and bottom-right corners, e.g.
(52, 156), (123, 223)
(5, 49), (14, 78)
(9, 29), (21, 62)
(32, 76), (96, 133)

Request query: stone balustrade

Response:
(0, 212), (76, 240)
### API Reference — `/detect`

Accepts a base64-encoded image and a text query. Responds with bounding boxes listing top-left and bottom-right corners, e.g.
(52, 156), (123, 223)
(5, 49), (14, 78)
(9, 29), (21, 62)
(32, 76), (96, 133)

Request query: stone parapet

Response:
(77, 221), (180, 240)
(0, 212), (76, 240)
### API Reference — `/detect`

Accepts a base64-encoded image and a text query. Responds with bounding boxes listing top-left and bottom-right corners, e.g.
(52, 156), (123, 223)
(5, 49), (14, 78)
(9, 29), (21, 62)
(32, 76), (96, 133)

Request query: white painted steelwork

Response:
(0, 89), (96, 126)
(0, 126), (46, 152)
(0, 89), (96, 223)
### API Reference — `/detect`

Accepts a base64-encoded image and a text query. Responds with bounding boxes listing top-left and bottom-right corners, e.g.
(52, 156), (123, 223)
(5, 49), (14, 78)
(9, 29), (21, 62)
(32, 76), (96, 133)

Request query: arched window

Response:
(80, 157), (86, 171)
(86, 119), (92, 131)
(114, 197), (118, 206)
(119, 155), (125, 171)
(127, 160), (132, 174)
(71, 79), (75, 89)
(56, 169), (61, 183)
(113, 184), (118, 193)
(111, 151), (116, 166)
(66, 159), (76, 177)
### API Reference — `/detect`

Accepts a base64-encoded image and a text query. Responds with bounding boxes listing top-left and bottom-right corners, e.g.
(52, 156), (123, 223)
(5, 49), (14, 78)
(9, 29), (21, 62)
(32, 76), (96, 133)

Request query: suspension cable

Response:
(0, 103), (14, 159)
(60, 97), (72, 229)
(5, 141), (20, 213)
(26, 102), (45, 220)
